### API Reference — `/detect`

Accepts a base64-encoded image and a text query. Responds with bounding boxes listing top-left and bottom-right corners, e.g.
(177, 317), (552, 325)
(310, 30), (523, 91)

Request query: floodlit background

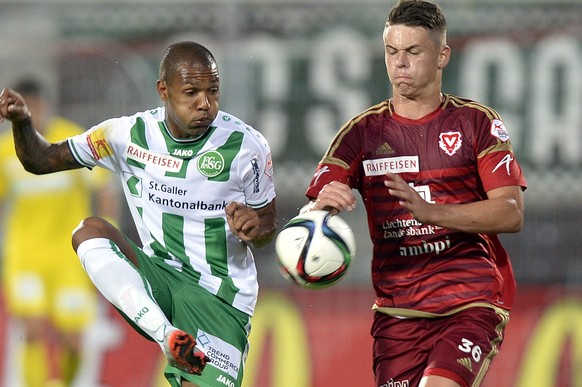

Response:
(0, 0), (581, 386)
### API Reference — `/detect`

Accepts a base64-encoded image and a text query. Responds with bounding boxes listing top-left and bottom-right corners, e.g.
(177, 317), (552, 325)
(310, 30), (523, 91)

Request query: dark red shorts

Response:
(371, 307), (508, 387)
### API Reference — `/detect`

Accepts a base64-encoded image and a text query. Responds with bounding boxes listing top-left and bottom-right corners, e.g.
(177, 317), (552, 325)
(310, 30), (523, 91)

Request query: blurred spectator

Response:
(0, 78), (119, 387)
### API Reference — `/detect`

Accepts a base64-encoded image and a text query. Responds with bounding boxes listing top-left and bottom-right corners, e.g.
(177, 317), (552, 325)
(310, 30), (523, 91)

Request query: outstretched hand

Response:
(310, 181), (356, 214)
(225, 202), (261, 243)
(0, 88), (31, 124)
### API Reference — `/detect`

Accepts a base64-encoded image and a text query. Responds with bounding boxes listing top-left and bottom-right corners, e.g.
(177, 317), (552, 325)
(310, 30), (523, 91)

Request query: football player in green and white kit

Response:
(0, 41), (277, 387)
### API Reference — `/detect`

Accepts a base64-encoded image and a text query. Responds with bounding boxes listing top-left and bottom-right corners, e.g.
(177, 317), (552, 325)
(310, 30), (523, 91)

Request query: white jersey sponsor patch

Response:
(124, 143), (183, 172)
(363, 156), (419, 176)
(491, 119), (510, 141)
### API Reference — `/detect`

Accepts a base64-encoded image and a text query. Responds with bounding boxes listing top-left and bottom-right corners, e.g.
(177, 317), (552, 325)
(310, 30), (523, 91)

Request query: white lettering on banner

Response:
(459, 35), (582, 168)
(229, 29), (582, 176)
(363, 156), (419, 176)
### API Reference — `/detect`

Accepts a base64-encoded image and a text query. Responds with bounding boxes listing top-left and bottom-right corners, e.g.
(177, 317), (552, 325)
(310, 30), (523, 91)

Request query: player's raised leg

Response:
(72, 216), (209, 375)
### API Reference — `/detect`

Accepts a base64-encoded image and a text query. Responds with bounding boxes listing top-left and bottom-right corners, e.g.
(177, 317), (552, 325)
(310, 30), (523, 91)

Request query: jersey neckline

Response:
(389, 95), (446, 125)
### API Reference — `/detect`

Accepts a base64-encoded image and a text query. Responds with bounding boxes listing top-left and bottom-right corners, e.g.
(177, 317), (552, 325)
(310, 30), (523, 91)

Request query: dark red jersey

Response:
(306, 94), (527, 315)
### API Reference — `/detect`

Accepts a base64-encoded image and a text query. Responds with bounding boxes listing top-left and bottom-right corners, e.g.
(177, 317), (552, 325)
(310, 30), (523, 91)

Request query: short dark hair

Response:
(159, 41), (217, 83)
(386, 0), (447, 46)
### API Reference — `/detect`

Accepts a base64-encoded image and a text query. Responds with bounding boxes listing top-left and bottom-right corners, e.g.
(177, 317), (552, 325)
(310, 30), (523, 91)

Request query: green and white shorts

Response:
(125, 238), (252, 387)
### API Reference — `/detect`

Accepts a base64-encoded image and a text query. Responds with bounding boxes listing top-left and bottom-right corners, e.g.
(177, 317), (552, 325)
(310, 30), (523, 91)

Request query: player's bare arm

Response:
(0, 88), (82, 174)
(310, 181), (356, 214)
(384, 172), (524, 234)
(226, 199), (277, 248)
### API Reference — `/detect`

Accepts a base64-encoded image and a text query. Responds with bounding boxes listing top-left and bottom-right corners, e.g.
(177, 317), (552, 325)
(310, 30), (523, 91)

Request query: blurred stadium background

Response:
(0, 0), (581, 386)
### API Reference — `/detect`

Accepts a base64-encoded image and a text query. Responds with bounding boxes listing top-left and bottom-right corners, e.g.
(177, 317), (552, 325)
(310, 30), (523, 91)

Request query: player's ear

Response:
(157, 79), (168, 101)
(438, 45), (451, 70)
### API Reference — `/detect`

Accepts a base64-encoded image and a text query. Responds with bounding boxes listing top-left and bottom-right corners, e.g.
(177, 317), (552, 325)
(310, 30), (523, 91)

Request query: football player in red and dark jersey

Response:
(303, 1), (526, 386)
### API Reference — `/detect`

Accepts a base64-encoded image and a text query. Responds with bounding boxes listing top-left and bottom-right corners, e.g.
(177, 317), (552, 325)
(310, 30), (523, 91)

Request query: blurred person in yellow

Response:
(0, 78), (119, 387)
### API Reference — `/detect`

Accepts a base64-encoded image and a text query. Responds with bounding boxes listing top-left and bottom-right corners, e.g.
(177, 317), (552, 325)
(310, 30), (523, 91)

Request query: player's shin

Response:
(75, 238), (170, 343)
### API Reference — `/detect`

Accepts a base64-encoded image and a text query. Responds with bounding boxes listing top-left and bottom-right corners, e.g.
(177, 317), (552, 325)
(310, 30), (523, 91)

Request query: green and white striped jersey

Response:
(68, 107), (276, 315)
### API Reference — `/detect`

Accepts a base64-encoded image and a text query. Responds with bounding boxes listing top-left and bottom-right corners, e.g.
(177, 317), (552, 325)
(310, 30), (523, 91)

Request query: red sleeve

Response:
(305, 163), (352, 201)
(475, 117), (527, 192)
(479, 150), (527, 192)
(305, 115), (366, 201)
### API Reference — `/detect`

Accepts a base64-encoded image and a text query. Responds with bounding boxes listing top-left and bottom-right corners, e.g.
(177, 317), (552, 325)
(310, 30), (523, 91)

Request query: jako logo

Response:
(198, 151), (225, 177)
(216, 375), (235, 387)
(134, 307), (149, 323)
(172, 148), (194, 157)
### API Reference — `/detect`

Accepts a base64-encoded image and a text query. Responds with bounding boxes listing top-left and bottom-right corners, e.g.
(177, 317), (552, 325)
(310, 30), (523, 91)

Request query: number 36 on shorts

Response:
(458, 338), (482, 363)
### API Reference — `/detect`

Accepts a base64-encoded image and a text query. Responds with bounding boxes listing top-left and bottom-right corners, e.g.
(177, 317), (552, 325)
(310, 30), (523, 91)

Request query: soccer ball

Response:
(275, 210), (356, 289)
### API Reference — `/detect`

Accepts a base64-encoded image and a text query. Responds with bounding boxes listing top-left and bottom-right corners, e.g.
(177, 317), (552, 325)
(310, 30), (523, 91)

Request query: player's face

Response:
(383, 24), (449, 100)
(157, 63), (220, 139)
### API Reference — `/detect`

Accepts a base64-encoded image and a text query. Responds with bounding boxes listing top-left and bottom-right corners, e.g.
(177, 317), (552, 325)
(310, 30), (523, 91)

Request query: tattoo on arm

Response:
(12, 119), (82, 174)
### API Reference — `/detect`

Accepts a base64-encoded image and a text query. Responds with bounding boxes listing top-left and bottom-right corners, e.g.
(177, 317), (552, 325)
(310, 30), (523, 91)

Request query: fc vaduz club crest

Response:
(438, 131), (462, 156)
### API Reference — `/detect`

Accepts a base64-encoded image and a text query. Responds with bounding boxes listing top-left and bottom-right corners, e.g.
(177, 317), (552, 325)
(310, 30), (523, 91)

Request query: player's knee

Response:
(71, 216), (113, 251)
